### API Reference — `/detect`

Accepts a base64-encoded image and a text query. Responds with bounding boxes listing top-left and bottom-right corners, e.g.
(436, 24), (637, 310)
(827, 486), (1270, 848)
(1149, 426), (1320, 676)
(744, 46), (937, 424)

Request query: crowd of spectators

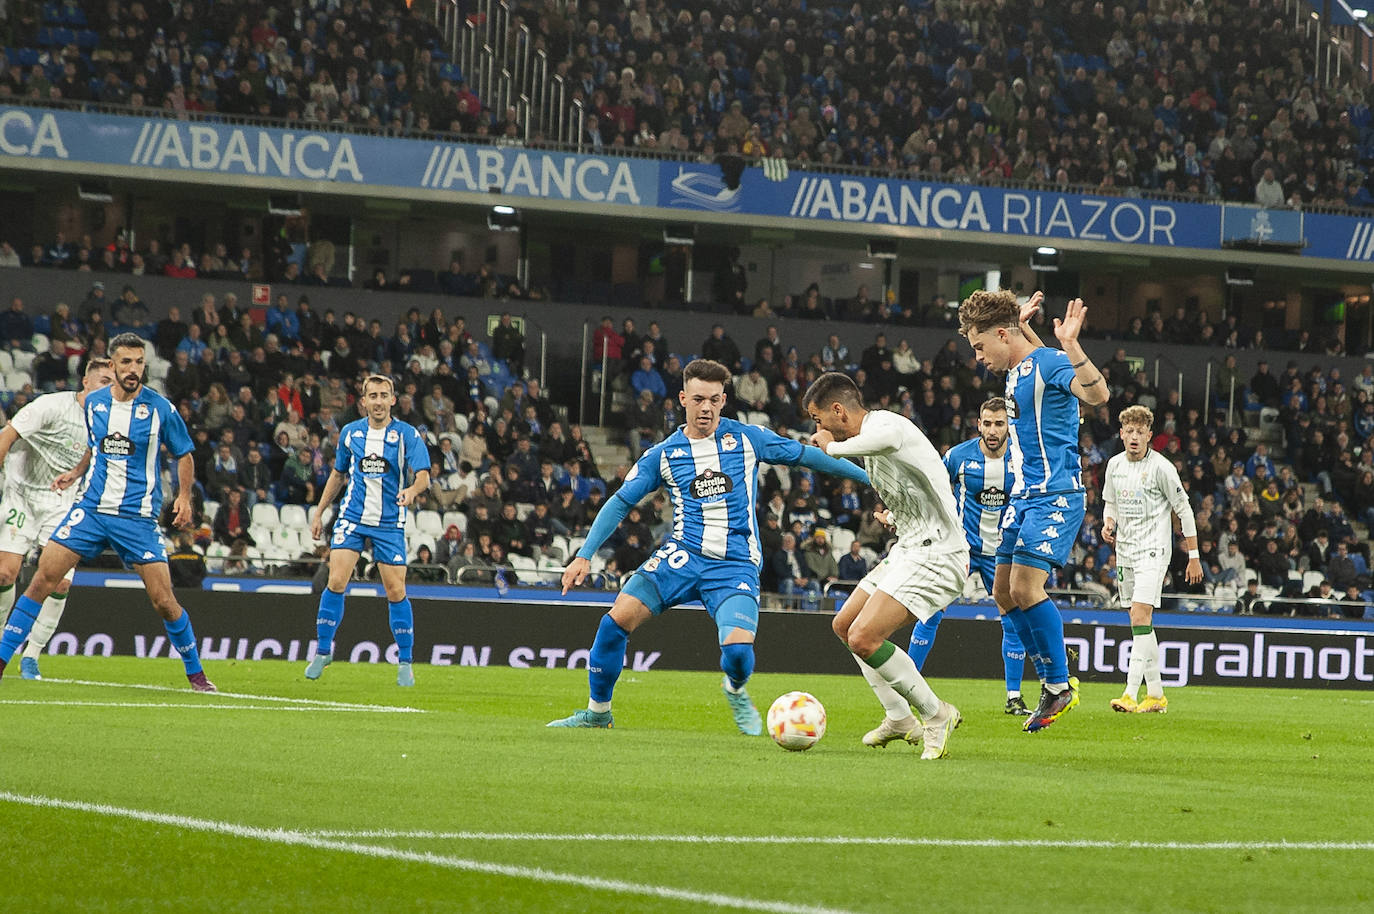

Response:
(3, 0), (1374, 211)
(6, 275), (1372, 620)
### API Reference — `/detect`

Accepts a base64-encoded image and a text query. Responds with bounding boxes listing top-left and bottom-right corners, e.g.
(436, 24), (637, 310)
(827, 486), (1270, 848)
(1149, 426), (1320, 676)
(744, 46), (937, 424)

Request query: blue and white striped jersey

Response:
(613, 418), (806, 566)
(80, 385), (193, 518)
(334, 418), (431, 528)
(1003, 347), (1082, 497)
(944, 437), (1013, 558)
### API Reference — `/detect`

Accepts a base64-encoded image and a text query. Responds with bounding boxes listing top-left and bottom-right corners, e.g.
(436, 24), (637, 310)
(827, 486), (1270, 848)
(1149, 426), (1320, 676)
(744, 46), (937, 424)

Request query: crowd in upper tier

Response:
(3, 0), (1374, 209)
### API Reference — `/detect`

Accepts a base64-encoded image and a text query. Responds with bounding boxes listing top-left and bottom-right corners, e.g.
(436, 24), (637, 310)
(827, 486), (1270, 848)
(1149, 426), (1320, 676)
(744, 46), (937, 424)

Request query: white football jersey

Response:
(826, 409), (964, 554)
(5, 391), (88, 494)
(1103, 448), (1193, 565)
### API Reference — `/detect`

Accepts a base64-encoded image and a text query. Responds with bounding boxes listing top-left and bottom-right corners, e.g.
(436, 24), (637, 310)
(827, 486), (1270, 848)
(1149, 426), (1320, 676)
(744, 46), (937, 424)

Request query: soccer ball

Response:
(767, 691), (826, 751)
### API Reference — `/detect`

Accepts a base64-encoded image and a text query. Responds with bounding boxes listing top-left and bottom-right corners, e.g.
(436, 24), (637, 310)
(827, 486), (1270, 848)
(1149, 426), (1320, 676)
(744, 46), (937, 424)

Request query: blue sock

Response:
(388, 598), (414, 663)
(1024, 597), (1068, 684)
(906, 609), (944, 671)
(316, 588), (346, 656)
(0, 595), (40, 664)
(164, 610), (203, 676)
(1003, 609), (1048, 681)
(719, 642), (755, 690)
(588, 614), (628, 704)
(1000, 614), (1027, 692)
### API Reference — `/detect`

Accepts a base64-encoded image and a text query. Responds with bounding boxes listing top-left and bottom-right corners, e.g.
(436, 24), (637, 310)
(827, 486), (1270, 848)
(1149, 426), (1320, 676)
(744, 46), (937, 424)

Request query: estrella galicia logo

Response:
(977, 487), (1007, 509)
(100, 432), (134, 457)
(668, 167), (741, 212)
(360, 454), (390, 474)
(690, 468), (733, 500)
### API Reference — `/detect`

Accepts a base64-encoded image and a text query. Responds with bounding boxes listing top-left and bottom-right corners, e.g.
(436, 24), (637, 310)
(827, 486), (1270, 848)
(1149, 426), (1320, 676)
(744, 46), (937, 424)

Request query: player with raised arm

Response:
(0, 358), (115, 679)
(548, 359), (870, 733)
(306, 374), (431, 687)
(1102, 405), (1203, 713)
(0, 334), (214, 690)
(905, 396), (1032, 715)
(959, 292), (1110, 732)
(803, 372), (965, 760)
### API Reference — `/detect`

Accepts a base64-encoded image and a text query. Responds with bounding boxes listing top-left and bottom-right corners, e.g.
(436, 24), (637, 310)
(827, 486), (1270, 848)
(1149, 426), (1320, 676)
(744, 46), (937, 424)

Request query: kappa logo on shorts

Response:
(690, 468), (733, 500)
(142, 551), (154, 559)
(1041, 526), (1059, 539)
(1052, 496), (1070, 508)
(393, 554), (404, 562)
(736, 582), (752, 591)
(1036, 542), (1054, 555)
(1049, 511), (1066, 523)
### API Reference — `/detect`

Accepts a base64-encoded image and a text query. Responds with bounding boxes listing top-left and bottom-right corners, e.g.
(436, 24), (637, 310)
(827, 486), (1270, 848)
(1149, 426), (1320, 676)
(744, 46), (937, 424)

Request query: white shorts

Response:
(0, 485), (76, 556)
(1118, 563), (1167, 610)
(856, 540), (968, 623)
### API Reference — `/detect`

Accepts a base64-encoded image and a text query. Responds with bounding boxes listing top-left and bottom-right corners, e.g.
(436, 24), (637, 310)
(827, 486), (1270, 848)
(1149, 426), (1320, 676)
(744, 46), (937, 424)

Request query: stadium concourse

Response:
(2, 259), (1374, 623)
(1, 0), (1374, 243)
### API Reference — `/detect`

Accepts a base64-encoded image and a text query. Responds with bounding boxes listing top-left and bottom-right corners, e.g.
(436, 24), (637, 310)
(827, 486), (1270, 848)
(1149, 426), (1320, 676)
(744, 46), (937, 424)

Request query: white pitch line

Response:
(305, 830), (1374, 851)
(41, 678), (425, 713)
(0, 792), (858, 914)
(0, 700), (417, 714)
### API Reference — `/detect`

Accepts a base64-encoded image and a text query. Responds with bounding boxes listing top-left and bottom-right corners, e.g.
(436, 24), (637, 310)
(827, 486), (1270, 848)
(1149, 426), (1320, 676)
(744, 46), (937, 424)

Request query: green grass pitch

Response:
(1, 656), (1371, 913)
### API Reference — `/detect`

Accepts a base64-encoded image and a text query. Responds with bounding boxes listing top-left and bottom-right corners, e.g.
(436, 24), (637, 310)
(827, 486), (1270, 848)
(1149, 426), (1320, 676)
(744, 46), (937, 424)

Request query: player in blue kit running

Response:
(306, 375), (431, 686)
(0, 334), (215, 691)
(959, 292), (1109, 732)
(905, 396), (1031, 715)
(548, 359), (871, 733)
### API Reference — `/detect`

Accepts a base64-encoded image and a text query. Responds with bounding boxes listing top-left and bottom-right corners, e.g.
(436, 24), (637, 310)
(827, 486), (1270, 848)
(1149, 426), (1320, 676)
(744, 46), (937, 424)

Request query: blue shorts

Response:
(331, 519), (408, 566)
(970, 553), (997, 594)
(50, 506), (168, 566)
(622, 540), (759, 636)
(995, 491), (1085, 573)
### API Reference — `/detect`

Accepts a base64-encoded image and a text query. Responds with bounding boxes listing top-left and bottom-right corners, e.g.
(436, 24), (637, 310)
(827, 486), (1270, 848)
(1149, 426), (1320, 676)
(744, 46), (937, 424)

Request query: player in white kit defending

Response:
(804, 372), (966, 760)
(0, 358), (115, 678)
(1101, 405), (1203, 713)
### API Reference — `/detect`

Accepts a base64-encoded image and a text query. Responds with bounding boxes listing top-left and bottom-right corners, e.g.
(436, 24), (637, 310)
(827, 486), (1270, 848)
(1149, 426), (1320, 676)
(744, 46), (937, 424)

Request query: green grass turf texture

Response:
(1, 656), (1370, 914)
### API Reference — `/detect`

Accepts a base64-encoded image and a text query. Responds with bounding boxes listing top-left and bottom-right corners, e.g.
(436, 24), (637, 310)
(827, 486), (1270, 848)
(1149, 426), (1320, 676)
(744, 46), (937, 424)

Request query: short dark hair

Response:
(109, 332), (146, 354)
(980, 396), (1008, 414)
(683, 358), (731, 386)
(802, 371), (863, 410)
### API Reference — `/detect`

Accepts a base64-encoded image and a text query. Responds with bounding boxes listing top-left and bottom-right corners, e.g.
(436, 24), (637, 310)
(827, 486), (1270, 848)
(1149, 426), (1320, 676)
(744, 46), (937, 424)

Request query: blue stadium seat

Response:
(1086, 55), (1107, 72)
(41, 2), (62, 25)
(31, 315), (51, 334)
(438, 62), (463, 83)
(16, 47), (39, 67)
(50, 27), (75, 47)
(62, 5), (88, 27)
(76, 29), (99, 50)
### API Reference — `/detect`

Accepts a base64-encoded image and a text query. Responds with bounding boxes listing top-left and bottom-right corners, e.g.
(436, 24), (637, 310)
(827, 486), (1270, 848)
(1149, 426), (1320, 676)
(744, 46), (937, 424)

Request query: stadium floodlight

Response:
(487, 205), (521, 232)
(1029, 246), (1060, 271)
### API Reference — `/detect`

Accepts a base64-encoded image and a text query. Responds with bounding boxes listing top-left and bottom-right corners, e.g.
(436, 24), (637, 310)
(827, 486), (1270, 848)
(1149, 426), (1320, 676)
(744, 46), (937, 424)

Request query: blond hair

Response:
(958, 290), (1021, 337)
(362, 374), (396, 394)
(1119, 404), (1154, 429)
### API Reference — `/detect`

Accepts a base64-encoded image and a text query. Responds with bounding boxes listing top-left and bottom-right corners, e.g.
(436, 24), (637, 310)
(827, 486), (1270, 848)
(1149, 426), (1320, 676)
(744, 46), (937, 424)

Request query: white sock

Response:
(852, 650), (913, 721)
(22, 592), (69, 660)
(1008, 690), (1021, 700)
(588, 699), (611, 713)
(1138, 629), (1163, 698)
(863, 644), (940, 719)
(1125, 631), (1146, 700)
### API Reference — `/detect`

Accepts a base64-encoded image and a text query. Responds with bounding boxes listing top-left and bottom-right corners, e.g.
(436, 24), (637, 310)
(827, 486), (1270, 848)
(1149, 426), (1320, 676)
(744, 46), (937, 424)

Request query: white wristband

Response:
(1188, 549), (1200, 559)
